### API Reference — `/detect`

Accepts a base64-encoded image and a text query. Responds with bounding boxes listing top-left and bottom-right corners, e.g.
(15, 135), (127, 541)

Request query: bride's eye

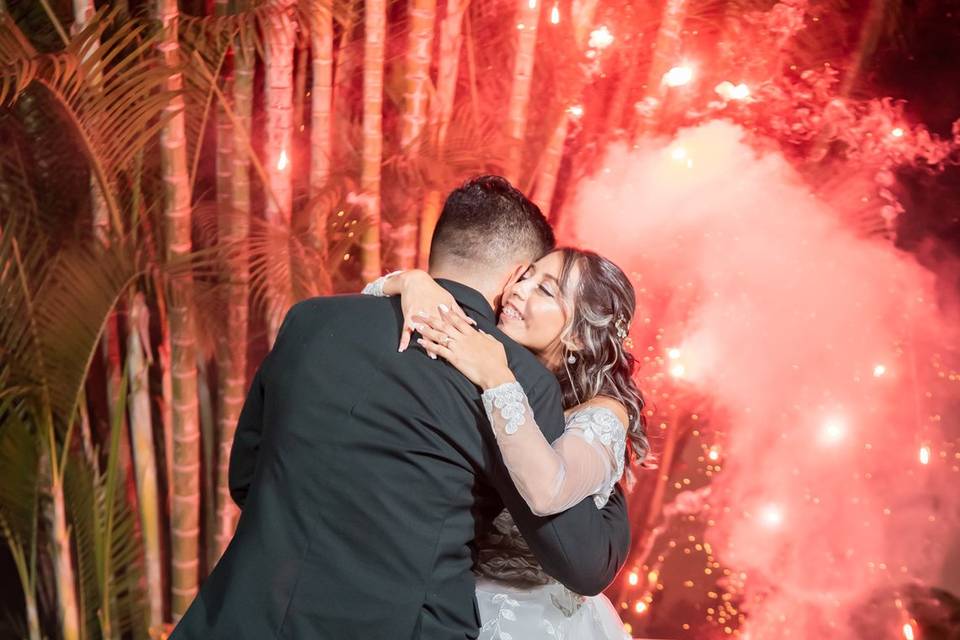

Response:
(538, 284), (554, 298)
(519, 268), (533, 280)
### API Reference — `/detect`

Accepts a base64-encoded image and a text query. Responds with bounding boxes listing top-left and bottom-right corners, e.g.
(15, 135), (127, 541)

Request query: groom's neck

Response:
(428, 264), (500, 310)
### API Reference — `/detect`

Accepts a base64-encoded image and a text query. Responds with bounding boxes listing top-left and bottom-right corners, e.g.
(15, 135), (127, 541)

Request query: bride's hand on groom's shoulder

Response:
(415, 307), (515, 390)
(388, 270), (474, 352)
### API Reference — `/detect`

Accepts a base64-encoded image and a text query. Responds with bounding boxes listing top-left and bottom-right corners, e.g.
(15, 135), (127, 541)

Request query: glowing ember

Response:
(588, 25), (614, 50)
(667, 347), (682, 359)
(759, 504), (784, 528)
(670, 364), (686, 378)
(528, 0), (536, 9)
(567, 104), (584, 119)
(708, 447), (720, 461)
(663, 65), (694, 87)
(550, 4), (559, 24)
(873, 364), (887, 377)
(919, 446), (931, 465)
(277, 149), (289, 171)
(715, 81), (751, 101)
(628, 571), (638, 585)
(902, 622), (915, 640)
(634, 601), (648, 614)
(818, 417), (847, 445)
(670, 147), (687, 161)
(891, 127), (905, 138)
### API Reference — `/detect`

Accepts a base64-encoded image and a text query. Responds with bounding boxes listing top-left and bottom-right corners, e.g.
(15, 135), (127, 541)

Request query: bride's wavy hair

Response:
(552, 247), (651, 468)
(475, 248), (652, 588)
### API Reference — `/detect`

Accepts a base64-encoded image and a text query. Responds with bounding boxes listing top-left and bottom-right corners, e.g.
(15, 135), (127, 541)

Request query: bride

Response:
(364, 247), (652, 639)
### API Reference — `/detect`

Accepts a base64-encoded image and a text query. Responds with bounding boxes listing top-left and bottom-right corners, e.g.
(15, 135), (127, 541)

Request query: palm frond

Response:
(0, 402), (40, 555)
(1, 8), (179, 235)
(179, 0), (353, 61)
(35, 237), (142, 432)
(0, 207), (54, 414)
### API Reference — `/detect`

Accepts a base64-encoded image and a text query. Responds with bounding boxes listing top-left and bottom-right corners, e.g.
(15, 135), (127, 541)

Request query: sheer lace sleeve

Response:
(360, 270), (404, 297)
(481, 382), (627, 516)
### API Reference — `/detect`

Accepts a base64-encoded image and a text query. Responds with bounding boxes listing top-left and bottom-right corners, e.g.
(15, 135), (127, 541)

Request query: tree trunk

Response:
(264, 0), (296, 342)
(532, 0), (598, 218)
(216, 0), (254, 558)
(505, 0), (542, 184)
(156, 0), (201, 619)
(532, 113), (567, 216)
(390, 0), (437, 270)
(125, 292), (163, 629)
(644, 0), (688, 100)
(309, 0), (333, 275)
(431, 0), (465, 150)
(25, 589), (40, 640)
(51, 472), (80, 640)
(360, 0), (386, 282)
(418, 0), (466, 269)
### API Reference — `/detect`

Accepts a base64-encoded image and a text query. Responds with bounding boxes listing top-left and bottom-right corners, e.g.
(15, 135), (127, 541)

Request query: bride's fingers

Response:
(398, 324), (414, 353)
(439, 306), (475, 335)
(449, 301), (477, 326)
(416, 337), (453, 362)
(413, 322), (455, 347)
(416, 309), (458, 337)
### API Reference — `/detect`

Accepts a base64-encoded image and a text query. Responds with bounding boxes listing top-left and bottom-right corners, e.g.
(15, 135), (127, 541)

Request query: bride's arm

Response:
(416, 308), (627, 516)
(481, 385), (627, 515)
(361, 269), (474, 351)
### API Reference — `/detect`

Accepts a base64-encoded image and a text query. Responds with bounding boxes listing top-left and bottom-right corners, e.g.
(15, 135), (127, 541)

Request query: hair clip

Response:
(614, 313), (630, 341)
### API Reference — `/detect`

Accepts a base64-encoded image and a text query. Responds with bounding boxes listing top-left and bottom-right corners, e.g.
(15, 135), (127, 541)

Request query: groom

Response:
(171, 176), (631, 639)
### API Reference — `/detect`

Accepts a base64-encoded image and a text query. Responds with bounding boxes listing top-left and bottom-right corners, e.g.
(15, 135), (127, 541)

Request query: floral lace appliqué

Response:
(360, 270), (404, 297)
(479, 593), (522, 640)
(566, 407), (627, 508)
(482, 382), (529, 435)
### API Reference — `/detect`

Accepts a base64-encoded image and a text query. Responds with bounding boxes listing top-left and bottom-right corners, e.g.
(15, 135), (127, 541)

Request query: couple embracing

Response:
(172, 175), (652, 639)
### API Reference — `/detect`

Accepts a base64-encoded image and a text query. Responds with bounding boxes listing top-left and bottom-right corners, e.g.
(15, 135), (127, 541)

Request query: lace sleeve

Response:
(360, 270), (404, 297)
(481, 382), (627, 516)
(563, 407), (627, 508)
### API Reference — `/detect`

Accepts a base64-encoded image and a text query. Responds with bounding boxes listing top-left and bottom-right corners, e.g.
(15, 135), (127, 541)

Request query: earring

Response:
(567, 353), (576, 365)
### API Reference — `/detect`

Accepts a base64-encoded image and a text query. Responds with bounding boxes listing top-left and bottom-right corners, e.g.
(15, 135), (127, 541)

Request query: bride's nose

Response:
(511, 280), (531, 301)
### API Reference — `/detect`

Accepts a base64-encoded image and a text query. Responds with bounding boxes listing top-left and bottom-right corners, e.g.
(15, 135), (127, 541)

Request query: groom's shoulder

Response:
(287, 292), (397, 315)
(281, 293), (400, 331)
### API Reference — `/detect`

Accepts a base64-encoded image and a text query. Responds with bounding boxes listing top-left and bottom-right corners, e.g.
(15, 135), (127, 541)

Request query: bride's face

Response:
(498, 251), (577, 366)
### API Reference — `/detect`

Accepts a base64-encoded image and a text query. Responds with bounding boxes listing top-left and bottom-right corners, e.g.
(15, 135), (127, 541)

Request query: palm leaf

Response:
(1, 8), (179, 237)
(0, 402), (40, 559)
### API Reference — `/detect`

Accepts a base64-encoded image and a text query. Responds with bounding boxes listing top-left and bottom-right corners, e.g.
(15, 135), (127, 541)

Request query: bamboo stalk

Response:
(505, 0), (542, 184)
(156, 0), (201, 619)
(532, 113), (567, 216)
(390, 0), (438, 271)
(51, 472), (80, 640)
(430, 0), (466, 150)
(418, 0), (467, 270)
(126, 292), (163, 628)
(216, 0), (254, 558)
(360, 0), (386, 282)
(264, 0), (296, 342)
(308, 0), (333, 276)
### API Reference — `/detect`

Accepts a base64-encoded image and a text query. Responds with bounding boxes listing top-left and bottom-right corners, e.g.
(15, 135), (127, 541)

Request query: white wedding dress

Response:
(473, 383), (631, 640)
(362, 277), (631, 639)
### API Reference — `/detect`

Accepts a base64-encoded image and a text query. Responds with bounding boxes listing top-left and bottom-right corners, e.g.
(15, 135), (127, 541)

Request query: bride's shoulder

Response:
(567, 396), (629, 428)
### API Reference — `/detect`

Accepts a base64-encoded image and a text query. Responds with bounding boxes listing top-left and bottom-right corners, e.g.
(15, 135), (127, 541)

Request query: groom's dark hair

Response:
(428, 175), (555, 271)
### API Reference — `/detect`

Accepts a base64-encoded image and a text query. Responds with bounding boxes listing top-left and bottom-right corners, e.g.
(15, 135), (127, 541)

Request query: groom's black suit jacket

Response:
(171, 280), (630, 639)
